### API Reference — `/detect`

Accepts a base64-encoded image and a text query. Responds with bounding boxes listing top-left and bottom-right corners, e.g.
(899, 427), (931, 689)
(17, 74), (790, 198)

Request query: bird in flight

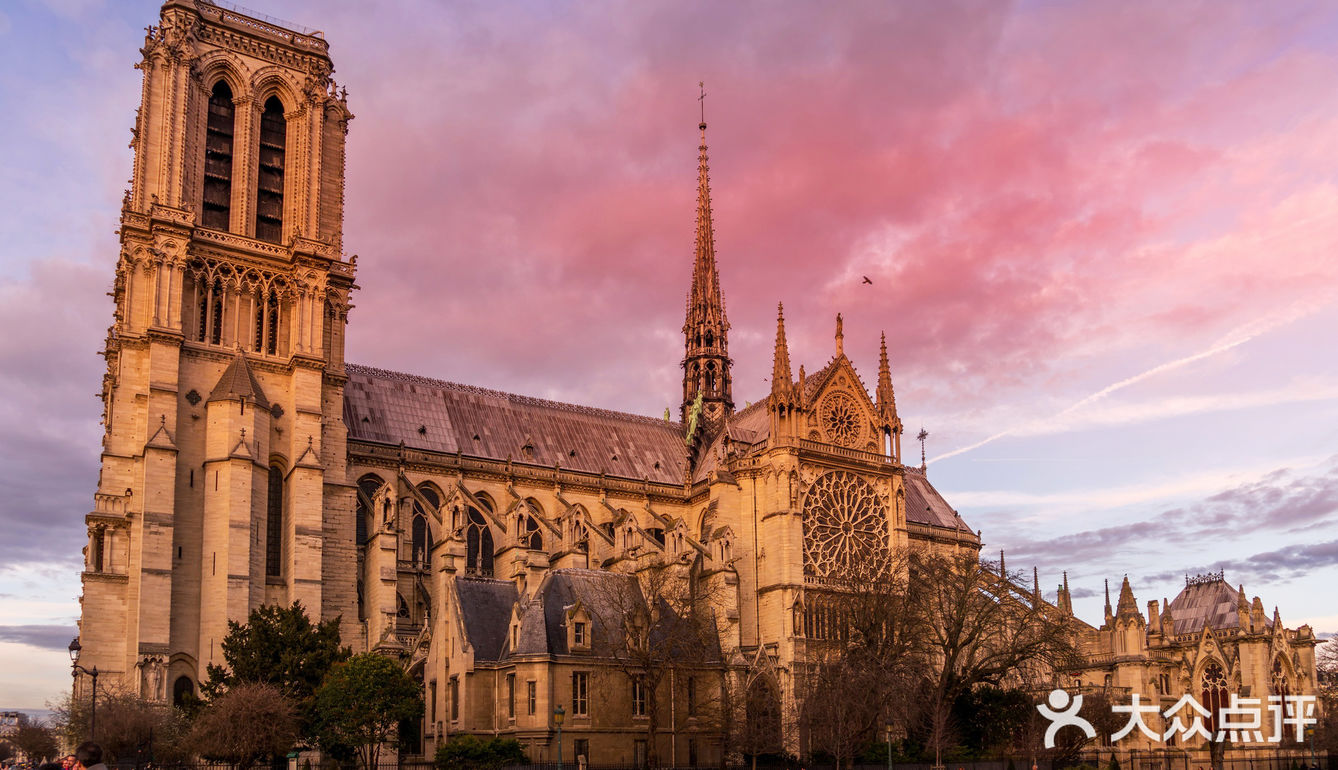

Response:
(862, 275), (873, 285)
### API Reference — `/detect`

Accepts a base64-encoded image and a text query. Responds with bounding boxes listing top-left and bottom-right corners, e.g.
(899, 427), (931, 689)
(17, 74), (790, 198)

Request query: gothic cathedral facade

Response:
(78, 2), (1319, 766)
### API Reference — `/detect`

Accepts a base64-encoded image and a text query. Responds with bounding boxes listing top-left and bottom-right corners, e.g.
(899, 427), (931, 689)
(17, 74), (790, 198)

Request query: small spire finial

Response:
(917, 427), (929, 471)
(835, 313), (844, 356)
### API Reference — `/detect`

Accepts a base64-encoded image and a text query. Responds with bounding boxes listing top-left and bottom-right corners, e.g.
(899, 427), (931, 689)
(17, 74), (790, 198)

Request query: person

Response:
(73, 743), (106, 770)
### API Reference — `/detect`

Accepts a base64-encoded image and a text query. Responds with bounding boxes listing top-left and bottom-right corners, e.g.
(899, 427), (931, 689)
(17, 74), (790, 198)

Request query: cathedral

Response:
(76, 2), (1319, 766)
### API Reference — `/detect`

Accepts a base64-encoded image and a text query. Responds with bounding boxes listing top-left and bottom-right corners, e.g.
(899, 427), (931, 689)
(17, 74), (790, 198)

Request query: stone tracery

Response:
(801, 470), (888, 579)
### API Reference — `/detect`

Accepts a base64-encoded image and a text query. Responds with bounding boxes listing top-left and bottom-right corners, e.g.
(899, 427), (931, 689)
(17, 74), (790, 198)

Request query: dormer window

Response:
(573, 621), (586, 646)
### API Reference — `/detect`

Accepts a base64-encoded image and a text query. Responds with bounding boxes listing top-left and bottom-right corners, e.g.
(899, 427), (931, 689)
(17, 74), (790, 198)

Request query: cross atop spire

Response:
(917, 427), (929, 472)
(681, 100), (732, 433)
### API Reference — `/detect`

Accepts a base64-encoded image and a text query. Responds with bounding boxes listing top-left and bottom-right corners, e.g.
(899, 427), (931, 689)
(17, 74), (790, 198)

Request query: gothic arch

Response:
(354, 473), (384, 546)
(250, 67), (300, 112)
(193, 51), (251, 99)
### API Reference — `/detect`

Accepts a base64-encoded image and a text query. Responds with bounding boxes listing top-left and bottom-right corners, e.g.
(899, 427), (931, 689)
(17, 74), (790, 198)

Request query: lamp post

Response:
(886, 720), (894, 770)
(553, 704), (565, 770)
(68, 637), (99, 742)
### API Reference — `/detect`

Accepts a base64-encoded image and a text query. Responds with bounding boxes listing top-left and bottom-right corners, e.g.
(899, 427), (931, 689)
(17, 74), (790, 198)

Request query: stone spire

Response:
(1104, 578), (1113, 624)
(772, 302), (792, 400)
(681, 114), (732, 431)
(1237, 583), (1250, 631)
(876, 332), (897, 417)
(1033, 566), (1041, 602)
(1117, 574), (1140, 618)
(835, 313), (845, 357)
(1057, 571), (1073, 614)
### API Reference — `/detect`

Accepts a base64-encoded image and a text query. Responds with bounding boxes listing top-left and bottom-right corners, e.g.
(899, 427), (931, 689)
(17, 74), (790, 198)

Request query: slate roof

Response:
(454, 576), (517, 662)
(343, 364), (687, 484)
(904, 467), (972, 531)
(208, 352), (271, 409)
(451, 568), (721, 663)
(1166, 578), (1268, 635)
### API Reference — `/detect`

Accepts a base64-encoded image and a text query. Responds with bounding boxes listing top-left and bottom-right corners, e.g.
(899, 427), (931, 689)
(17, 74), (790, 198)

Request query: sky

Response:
(1, 0), (1337, 709)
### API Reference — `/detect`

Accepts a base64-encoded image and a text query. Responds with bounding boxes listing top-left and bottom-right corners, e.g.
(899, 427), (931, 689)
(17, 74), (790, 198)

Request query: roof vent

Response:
(569, 449), (577, 458)
(473, 434), (481, 441)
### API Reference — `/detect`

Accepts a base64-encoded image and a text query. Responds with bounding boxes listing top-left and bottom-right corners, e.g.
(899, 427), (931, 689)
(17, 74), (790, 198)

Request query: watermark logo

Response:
(1038, 690), (1317, 748)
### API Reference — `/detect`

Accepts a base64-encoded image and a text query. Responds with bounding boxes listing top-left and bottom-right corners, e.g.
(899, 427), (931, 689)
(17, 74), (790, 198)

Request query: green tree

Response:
(433, 735), (528, 770)
(189, 682), (298, 769)
(312, 653), (424, 770)
(201, 602), (348, 731)
(9, 723), (58, 762)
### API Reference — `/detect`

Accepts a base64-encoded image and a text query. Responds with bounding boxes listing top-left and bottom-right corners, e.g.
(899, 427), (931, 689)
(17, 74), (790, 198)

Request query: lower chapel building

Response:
(76, 1), (1320, 764)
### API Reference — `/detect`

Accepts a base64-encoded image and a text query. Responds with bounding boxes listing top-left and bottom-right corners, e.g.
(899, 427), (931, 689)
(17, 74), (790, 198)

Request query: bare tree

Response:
(1316, 638), (1338, 754)
(795, 552), (919, 769)
(189, 682), (298, 769)
(584, 555), (726, 768)
(905, 550), (1081, 765)
(50, 688), (190, 764)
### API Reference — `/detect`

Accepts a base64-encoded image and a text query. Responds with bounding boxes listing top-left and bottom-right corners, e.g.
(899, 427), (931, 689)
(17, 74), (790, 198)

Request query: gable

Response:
(803, 358), (880, 452)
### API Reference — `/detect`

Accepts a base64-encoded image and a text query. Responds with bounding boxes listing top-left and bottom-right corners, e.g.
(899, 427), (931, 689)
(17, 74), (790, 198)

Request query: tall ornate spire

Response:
(772, 303), (792, 399)
(876, 333), (895, 412)
(681, 96), (732, 432)
(875, 331), (902, 461)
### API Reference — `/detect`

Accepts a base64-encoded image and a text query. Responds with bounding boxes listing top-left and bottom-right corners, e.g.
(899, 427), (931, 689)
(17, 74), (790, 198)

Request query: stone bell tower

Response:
(77, 0), (357, 704)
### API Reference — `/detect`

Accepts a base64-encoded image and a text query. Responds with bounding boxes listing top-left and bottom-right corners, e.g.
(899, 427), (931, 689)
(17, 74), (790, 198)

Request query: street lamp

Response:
(553, 705), (565, 770)
(885, 719), (894, 770)
(68, 637), (99, 741)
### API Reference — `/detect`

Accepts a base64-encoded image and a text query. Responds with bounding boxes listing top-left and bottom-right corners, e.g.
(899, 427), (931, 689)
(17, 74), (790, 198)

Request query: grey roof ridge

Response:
(347, 362), (685, 430)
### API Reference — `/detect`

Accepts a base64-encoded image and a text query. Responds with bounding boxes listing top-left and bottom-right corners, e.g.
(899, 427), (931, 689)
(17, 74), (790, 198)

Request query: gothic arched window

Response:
(465, 506), (494, 576)
(1201, 662), (1228, 737)
(254, 96), (286, 243)
(355, 475), (382, 546)
(254, 289), (280, 355)
(202, 80), (234, 231)
(206, 281), (222, 345)
(412, 485), (438, 568)
(265, 463), (284, 577)
(1272, 658), (1290, 700)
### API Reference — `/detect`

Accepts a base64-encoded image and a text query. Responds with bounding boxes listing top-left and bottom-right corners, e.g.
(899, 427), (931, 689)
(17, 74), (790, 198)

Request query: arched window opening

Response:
(1201, 663), (1228, 737)
(396, 593), (410, 618)
(195, 280), (209, 342)
(704, 331), (713, 348)
(207, 282), (223, 345)
(572, 521), (588, 553)
(89, 528), (105, 572)
(465, 507), (494, 576)
(254, 289), (280, 355)
(518, 514), (541, 550)
(647, 527), (666, 547)
(355, 475), (381, 546)
(172, 675), (195, 708)
(1272, 658), (1290, 699)
(705, 362), (717, 396)
(255, 96), (286, 243)
(412, 486), (439, 567)
(265, 463), (283, 577)
(202, 80), (234, 231)
(412, 514), (429, 568)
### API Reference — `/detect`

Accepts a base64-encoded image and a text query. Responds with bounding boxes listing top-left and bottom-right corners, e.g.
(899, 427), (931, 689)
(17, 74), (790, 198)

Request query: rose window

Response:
(820, 392), (862, 447)
(802, 471), (888, 578)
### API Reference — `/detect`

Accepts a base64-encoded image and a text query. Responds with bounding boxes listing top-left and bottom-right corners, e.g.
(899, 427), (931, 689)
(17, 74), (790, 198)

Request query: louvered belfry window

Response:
(255, 96), (286, 243)
(202, 81), (234, 231)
